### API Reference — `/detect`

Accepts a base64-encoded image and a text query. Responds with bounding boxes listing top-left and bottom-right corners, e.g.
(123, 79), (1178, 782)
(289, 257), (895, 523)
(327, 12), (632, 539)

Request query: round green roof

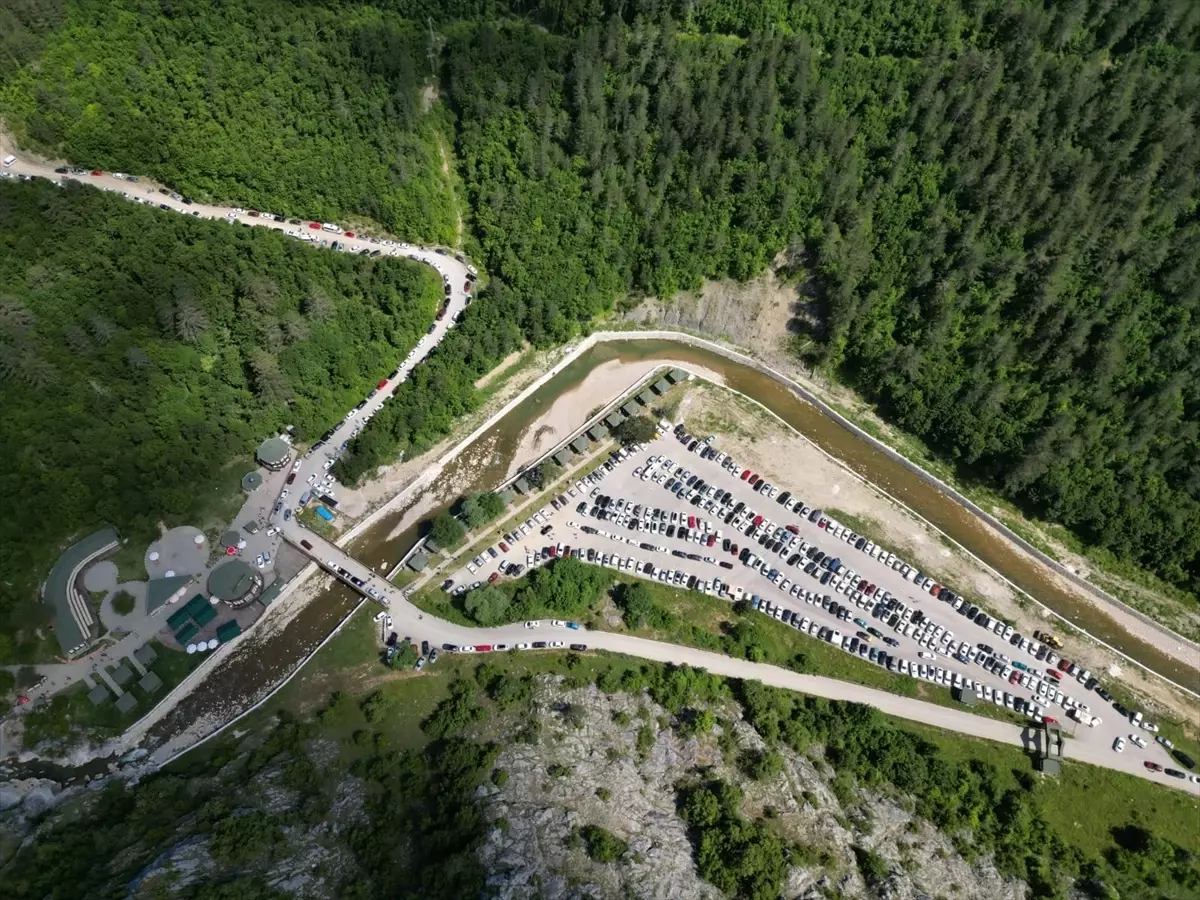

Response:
(207, 559), (259, 602)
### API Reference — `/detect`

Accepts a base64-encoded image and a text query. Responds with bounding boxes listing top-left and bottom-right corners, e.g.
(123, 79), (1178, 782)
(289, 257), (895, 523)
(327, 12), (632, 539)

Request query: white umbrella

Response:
(193, 534), (205, 545)
(148, 551), (160, 562)
(165, 569), (175, 578)
(207, 638), (218, 650)
(186, 643), (197, 654)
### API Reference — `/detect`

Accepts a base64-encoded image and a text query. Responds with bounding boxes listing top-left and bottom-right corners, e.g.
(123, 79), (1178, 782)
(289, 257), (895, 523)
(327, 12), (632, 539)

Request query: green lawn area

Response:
(900, 719), (1200, 857)
(23, 641), (202, 749)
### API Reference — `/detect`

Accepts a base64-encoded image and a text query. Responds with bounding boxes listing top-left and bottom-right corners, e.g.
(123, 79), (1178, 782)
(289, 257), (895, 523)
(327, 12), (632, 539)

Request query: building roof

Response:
(44, 526), (119, 655)
(134, 644), (158, 667)
(621, 402), (639, 417)
(146, 574), (193, 616)
(551, 449), (573, 466)
(207, 560), (259, 602)
(498, 488), (515, 505)
(138, 671), (163, 693)
(569, 436), (590, 454)
(637, 389), (655, 405)
(603, 411), (625, 428)
(110, 663), (134, 686)
(240, 471), (263, 492)
(653, 378), (671, 394)
(667, 368), (689, 383)
(192, 603), (218, 627)
(115, 693), (138, 714)
(513, 478), (531, 494)
(216, 620), (242, 643)
(174, 623), (198, 644)
(87, 684), (110, 706)
(587, 424), (608, 441)
(255, 437), (290, 466)
(407, 551), (429, 572)
(220, 530), (242, 549)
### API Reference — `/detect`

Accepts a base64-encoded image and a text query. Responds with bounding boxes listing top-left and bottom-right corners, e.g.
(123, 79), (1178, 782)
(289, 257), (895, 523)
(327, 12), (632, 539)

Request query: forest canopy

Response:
(0, 179), (439, 659)
(2, 0), (1199, 616)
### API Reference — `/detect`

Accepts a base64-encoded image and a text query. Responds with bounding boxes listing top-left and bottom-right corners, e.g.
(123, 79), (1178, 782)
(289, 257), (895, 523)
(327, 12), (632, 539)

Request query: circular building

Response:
(255, 437), (291, 472)
(241, 471), (263, 492)
(207, 559), (263, 608)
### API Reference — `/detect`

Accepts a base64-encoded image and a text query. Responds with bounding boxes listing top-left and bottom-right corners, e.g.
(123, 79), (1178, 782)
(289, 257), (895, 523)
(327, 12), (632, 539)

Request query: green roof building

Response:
(569, 436), (590, 454)
(551, 449), (573, 467)
(146, 574), (193, 616)
(216, 620), (242, 644)
(653, 378), (671, 394)
(174, 623), (199, 644)
(255, 437), (291, 471)
(513, 478), (531, 495)
(407, 551), (429, 572)
(637, 389), (655, 405)
(667, 368), (689, 383)
(587, 424), (608, 441)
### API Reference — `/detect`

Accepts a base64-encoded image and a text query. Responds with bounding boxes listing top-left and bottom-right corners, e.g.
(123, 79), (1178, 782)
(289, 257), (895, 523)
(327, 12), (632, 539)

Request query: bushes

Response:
(460, 492), (506, 529)
(429, 512), (466, 549)
(420, 679), (486, 739)
(463, 586), (510, 625)
(579, 824), (628, 863)
(677, 779), (789, 900)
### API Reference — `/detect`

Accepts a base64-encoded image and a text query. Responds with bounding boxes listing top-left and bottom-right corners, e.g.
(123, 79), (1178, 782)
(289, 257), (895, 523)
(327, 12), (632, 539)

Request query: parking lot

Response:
(440, 425), (1196, 780)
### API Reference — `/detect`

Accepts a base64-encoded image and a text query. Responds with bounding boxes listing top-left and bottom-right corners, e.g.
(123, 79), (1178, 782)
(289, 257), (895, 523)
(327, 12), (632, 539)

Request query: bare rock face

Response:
(479, 685), (723, 900)
(478, 678), (1025, 900)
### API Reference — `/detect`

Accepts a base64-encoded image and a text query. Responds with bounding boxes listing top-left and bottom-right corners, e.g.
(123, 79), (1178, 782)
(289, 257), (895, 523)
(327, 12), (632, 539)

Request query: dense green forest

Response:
(0, 179), (439, 659)
(3, 0), (1199, 600)
(1, 0), (457, 244)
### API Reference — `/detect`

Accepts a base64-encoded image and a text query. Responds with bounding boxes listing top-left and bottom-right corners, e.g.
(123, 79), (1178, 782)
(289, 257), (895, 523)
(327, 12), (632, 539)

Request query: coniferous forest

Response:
(0, 0), (1198, 659)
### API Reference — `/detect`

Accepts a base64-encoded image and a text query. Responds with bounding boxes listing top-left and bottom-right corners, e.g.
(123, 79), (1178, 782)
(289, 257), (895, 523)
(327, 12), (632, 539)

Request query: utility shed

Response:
(667, 368), (688, 383)
(621, 401), (639, 417)
(216, 620), (242, 644)
(134, 644), (158, 667)
(569, 436), (590, 454)
(587, 424), (608, 441)
(653, 378), (671, 394)
(110, 663), (134, 687)
(603, 411), (625, 429)
(637, 389), (655, 405)
(407, 551), (429, 572)
(115, 694), (138, 714)
(513, 478), (531, 495)
(138, 671), (163, 693)
(552, 449), (572, 467)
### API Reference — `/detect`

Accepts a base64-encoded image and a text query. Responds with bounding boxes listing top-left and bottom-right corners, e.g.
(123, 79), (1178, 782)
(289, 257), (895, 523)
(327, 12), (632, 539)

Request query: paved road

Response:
(0, 147), (472, 699)
(4, 152), (1196, 794)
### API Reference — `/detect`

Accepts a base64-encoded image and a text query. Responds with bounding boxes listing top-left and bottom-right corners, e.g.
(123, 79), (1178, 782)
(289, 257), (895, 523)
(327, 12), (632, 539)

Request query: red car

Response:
(90, 169), (103, 176)
(377, 378), (388, 389)
(752, 515), (763, 526)
(706, 534), (716, 546)
(499, 541), (510, 552)
(1145, 761), (1163, 772)
(476, 644), (493, 653)
(1057, 658), (1073, 671)
(729, 543), (739, 555)
(1045, 669), (1062, 681)
(1043, 716), (1057, 724)
(687, 515), (696, 529)
(344, 231), (355, 238)
(488, 572), (500, 584)
(740, 470), (751, 481)
(17, 695), (29, 705)
(308, 222), (321, 229)
(548, 546), (558, 557)
(785, 524), (799, 534)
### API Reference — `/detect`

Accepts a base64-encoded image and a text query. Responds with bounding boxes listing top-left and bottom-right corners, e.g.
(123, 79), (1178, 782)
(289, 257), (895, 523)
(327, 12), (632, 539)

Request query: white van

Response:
(2, 155), (15, 168)
(322, 222), (340, 233)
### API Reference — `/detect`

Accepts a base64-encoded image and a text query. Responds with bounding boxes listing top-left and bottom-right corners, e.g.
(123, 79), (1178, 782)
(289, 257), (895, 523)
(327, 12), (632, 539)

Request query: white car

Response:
(525, 621), (540, 629)
(1112, 736), (1125, 753)
(307, 474), (317, 484)
(552, 619), (565, 627)
(1141, 721), (1160, 733)
(255, 553), (265, 569)
(1128, 734), (1147, 749)
(918, 651), (936, 660)
(385, 615), (393, 630)
(373, 611), (385, 623)
(549, 641), (565, 648)
(516, 642), (530, 650)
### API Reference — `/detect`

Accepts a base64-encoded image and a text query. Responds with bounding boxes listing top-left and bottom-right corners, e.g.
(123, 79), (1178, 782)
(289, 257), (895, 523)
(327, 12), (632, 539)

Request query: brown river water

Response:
(148, 338), (1198, 747)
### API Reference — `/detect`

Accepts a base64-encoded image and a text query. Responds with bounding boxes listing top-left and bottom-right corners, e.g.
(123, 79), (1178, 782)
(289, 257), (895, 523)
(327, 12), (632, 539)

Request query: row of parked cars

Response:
(666, 428), (1194, 755)
(444, 442), (658, 594)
